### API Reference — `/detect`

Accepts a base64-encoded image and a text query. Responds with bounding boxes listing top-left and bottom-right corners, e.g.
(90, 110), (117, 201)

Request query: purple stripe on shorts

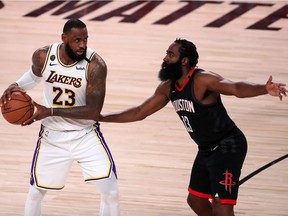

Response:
(94, 122), (117, 179)
(29, 124), (44, 186)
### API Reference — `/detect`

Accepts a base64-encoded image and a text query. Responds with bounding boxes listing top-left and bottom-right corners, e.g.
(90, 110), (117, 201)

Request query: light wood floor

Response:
(0, 1), (287, 216)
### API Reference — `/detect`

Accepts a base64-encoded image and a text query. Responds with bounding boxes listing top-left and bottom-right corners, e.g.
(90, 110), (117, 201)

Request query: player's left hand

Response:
(266, 75), (287, 100)
(22, 101), (50, 126)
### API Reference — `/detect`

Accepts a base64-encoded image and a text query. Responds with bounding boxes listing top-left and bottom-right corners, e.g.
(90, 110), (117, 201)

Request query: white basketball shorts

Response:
(29, 122), (117, 190)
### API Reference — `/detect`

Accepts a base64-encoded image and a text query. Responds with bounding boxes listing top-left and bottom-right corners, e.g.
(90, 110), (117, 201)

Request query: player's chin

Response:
(76, 54), (86, 61)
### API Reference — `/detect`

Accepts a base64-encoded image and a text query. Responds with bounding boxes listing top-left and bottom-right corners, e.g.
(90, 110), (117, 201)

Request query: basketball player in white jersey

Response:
(0, 19), (119, 216)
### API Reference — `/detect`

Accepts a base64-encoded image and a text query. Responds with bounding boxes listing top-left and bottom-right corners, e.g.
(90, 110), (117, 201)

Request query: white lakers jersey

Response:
(41, 43), (96, 130)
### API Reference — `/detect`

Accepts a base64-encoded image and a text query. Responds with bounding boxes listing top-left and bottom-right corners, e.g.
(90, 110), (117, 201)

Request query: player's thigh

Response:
(75, 130), (115, 182)
(189, 152), (212, 198)
(32, 138), (73, 189)
(208, 147), (246, 203)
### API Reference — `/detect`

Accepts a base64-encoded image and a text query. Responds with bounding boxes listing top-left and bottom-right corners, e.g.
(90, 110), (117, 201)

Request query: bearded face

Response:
(65, 42), (87, 62)
(158, 59), (182, 82)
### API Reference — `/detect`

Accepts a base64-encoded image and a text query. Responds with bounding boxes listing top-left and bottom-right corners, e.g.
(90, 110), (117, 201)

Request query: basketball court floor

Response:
(0, 1), (287, 215)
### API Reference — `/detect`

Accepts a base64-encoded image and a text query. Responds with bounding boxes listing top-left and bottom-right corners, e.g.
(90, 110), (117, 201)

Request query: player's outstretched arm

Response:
(204, 72), (287, 100)
(100, 81), (170, 123)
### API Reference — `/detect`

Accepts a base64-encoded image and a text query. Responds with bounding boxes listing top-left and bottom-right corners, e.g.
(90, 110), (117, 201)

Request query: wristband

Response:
(16, 68), (41, 90)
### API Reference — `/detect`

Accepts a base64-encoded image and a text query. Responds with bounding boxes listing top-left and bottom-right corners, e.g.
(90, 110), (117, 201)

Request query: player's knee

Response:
(187, 193), (199, 209)
(213, 198), (234, 216)
(101, 189), (119, 203)
(187, 193), (213, 215)
(187, 193), (193, 208)
(27, 186), (46, 201)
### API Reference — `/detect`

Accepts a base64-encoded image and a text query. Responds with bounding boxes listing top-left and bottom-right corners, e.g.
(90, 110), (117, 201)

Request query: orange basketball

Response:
(1, 91), (34, 125)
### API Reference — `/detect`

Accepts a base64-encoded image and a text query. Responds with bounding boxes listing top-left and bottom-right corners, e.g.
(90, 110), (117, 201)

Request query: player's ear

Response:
(61, 33), (67, 43)
(181, 57), (189, 66)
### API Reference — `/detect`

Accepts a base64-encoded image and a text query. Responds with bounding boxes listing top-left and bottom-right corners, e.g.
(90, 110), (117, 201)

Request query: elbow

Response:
(93, 115), (101, 121)
(134, 107), (148, 121)
(94, 113), (101, 121)
(87, 109), (101, 121)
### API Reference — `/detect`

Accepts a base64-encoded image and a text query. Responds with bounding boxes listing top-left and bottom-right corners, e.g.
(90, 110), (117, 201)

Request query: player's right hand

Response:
(0, 83), (26, 106)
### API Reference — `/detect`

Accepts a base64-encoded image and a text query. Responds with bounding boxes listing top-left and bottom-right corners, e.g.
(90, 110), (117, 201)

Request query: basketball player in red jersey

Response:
(100, 39), (287, 216)
(0, 19), (119, 216)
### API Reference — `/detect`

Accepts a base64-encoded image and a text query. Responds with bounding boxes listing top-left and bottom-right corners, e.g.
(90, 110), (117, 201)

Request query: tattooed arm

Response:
(23, 52), (107, 124)
(84, 53), (107, 120)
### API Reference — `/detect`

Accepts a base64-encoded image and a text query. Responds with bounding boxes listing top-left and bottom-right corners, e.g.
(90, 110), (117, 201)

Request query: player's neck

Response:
(176, 68), (193, 87)
(59, 44), (77, 65)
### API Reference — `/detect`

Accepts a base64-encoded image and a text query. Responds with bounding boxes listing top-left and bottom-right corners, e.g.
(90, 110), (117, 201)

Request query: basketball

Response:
(1, 91), (34, 125)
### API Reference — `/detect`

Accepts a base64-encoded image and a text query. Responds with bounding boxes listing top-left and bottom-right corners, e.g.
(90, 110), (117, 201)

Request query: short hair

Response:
(63, 19), (86, 34)
(175, 38), (199, 67)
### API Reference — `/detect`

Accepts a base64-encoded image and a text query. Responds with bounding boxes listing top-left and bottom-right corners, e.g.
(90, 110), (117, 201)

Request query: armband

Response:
(16, 68), (42, 90)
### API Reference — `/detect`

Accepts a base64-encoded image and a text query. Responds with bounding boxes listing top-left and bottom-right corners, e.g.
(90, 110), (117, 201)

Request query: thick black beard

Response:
(65, 43), (87, 62)
(158, 60), (182, 81)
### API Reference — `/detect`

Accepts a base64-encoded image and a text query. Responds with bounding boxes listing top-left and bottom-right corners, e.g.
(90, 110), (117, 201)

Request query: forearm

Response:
(101, 107), (146, 123)
(52, 106), (101, 120)
(101, 87), (170, 123)
(234, 82), (267, 98)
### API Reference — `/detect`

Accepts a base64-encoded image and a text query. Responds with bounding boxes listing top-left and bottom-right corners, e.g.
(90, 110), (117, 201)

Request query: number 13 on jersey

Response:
(181, 115), (193, 132)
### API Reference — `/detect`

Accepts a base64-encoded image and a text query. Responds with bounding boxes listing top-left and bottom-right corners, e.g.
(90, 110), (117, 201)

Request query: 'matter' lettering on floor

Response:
(18, 1), (288, 31)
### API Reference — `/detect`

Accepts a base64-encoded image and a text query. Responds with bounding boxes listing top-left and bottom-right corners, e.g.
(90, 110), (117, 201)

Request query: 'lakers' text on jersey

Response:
(46, 70), (82, 88)
(41, 43), (96, 130)
(170, 68), (236, 148)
